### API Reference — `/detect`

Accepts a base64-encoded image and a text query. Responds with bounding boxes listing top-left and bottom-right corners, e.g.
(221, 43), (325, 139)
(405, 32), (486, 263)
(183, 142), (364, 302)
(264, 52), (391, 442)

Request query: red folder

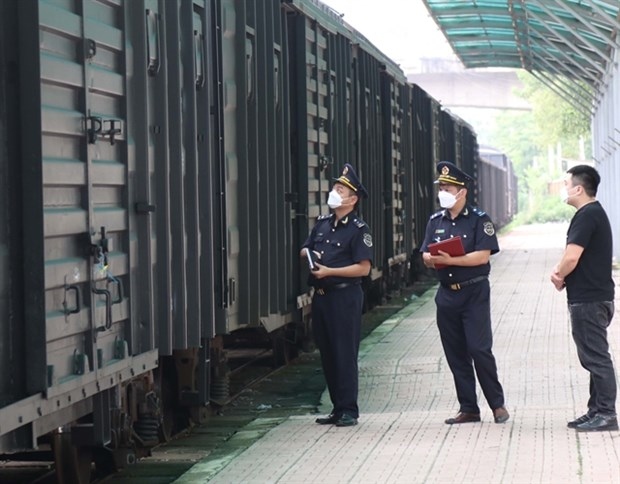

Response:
(427, 236), (465, 269)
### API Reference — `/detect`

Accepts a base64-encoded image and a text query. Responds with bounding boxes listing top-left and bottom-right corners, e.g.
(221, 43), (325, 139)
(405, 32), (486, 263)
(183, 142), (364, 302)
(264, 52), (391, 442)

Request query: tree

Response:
(490, 72), (592, 224)
(514, 72), (591, 160)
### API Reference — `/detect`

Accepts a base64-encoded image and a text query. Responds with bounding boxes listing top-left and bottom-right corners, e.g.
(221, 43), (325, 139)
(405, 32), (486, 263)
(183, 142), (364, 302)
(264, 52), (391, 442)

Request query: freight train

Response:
(0, 0), (516, 481)
(477, 145), (518, 229)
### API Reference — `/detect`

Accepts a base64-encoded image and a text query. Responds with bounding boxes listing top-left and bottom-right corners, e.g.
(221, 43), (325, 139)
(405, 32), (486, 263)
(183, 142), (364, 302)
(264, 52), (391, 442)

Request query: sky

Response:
(320, 0), (457, 72)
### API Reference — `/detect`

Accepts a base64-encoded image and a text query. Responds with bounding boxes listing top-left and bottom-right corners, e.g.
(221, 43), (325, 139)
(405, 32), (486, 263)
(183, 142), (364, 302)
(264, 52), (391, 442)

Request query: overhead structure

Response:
(422, 0), (620, 115)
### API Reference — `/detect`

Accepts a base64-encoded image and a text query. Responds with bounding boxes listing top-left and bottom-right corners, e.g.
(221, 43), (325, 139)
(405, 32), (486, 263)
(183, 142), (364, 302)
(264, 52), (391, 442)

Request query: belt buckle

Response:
(317, 288), (325, 295)
(450, 283), (460, 291)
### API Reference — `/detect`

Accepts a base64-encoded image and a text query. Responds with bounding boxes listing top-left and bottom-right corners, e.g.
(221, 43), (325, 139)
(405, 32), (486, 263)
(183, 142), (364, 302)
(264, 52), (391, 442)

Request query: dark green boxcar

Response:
(0, 0), (216, 459)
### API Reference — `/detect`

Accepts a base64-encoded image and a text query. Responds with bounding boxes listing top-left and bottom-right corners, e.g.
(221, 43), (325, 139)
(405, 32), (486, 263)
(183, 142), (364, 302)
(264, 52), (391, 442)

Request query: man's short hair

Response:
(567, 164), (600, 197)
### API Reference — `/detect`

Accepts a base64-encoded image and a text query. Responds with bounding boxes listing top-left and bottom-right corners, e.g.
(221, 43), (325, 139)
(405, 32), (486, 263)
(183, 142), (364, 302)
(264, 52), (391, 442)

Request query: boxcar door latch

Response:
(87, 116), (123, 145)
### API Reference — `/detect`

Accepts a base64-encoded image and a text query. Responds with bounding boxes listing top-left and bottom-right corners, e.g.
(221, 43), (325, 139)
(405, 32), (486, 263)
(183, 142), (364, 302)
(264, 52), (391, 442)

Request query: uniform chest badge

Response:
(483, 221), (495, 236)
(363, 233), (373, 247)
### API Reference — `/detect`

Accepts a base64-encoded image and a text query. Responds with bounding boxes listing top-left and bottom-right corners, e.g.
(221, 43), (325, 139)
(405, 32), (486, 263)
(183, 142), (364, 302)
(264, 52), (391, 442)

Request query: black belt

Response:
(441, 275), (487, 291)
(315, 281), (360, 295)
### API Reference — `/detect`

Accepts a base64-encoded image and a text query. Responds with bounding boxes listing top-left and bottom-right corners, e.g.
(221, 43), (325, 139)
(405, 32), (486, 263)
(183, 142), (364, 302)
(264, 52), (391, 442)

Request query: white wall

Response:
(592, 46), (620, 262)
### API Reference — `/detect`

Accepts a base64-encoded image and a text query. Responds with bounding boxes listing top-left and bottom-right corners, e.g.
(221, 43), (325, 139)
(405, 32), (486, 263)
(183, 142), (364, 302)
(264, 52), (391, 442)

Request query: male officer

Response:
(300, 163), (373, 427)
(420, 161), (509, 425)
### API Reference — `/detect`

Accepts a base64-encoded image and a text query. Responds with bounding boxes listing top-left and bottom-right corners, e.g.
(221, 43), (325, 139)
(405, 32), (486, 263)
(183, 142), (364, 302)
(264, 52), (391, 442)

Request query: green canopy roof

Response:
(422, 0), (620, 113)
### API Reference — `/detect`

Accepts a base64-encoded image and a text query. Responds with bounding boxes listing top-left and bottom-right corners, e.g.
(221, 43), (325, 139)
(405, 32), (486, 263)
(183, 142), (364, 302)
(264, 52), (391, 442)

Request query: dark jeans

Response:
(568, 301), (617, 416)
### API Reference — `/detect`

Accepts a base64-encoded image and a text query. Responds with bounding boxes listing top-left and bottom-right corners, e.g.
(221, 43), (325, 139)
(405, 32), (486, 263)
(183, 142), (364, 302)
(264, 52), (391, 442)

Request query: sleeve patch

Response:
(483, 221), (495, 236)
(363, 233), (373, 247)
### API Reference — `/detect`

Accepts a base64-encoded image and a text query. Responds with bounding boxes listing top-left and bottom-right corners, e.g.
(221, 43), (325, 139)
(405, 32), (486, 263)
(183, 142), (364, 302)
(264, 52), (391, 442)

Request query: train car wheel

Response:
(52, 432), (92, 484)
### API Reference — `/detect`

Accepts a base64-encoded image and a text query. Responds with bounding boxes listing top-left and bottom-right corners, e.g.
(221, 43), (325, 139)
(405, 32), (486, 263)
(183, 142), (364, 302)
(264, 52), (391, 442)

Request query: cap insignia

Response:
(441, 166), (450, 175)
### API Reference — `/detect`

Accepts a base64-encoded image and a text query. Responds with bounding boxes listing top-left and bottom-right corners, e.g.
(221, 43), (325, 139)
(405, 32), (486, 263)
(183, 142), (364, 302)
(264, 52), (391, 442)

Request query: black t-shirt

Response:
(565, 201), (615, 303)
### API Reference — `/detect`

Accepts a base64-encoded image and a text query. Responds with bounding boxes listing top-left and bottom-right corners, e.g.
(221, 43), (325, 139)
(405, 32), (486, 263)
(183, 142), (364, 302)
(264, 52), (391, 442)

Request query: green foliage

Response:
(525, 196), (575, 224)
(514, 72), (591, 160)
(488, 71), (592, 225)
(516, 162), (574, 224)
(491, 111), (539, 176)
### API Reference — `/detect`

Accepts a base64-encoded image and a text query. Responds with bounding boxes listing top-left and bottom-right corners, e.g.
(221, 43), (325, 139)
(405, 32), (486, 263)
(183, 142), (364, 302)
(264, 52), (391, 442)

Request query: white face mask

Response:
(560, 186), (577, 204)
(438, 190), (458, 209)
(327, 190), (343, 209)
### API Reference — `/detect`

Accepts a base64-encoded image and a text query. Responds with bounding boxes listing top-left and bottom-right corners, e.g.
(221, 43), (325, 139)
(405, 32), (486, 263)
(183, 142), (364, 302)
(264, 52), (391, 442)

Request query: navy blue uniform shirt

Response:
(420, 205), (499, 283)
(302, 212), (373, 288)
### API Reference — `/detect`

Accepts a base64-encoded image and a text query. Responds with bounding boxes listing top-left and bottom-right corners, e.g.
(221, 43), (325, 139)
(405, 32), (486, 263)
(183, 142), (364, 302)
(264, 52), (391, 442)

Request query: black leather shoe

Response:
(575, 414), (618, 432)
(445, 412), (481, 425)
(493, 407), (510, 424)
(334, 414), (358, 427)
(315, 413), (339, 425)
(567, 413), (594, 429)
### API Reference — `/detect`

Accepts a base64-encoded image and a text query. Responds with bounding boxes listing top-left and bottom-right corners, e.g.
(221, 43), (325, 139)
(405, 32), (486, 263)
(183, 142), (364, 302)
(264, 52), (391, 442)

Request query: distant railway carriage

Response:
(0, 0), (516, 481)
(478, 145), (519, 229)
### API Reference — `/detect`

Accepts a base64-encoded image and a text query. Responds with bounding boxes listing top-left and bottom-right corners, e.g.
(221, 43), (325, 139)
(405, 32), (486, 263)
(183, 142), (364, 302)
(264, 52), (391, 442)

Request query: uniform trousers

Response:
(435, 278), (505, 413)
(312, 284), (363, 418)
(568, 300), (617, 416)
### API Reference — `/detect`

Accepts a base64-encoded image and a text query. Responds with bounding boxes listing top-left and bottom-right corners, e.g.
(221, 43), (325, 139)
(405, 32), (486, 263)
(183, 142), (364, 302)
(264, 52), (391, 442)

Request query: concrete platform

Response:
(177, 223), (620, 484)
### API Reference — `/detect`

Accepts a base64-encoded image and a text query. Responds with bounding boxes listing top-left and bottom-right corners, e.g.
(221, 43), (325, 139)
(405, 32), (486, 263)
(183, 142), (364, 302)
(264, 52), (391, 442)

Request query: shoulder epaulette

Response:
(430, 210), (443, 220)
(352, 218), (366, 228)
(472, 207), (487, 217)
(317, 214), (332, 221)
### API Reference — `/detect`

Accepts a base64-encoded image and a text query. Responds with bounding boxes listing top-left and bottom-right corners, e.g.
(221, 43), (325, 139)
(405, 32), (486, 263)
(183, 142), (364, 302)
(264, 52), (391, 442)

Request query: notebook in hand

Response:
(427, 236), (465, 269)
(306, 249), (319, 271)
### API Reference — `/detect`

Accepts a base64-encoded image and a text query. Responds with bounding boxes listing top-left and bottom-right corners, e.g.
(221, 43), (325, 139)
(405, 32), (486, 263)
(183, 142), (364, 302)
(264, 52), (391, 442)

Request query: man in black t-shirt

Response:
(550, 164), (617, 432)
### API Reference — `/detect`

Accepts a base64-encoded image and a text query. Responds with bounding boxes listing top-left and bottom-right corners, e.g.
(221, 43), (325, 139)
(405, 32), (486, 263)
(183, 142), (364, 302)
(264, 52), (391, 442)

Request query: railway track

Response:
(1, 284), (430, 484)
